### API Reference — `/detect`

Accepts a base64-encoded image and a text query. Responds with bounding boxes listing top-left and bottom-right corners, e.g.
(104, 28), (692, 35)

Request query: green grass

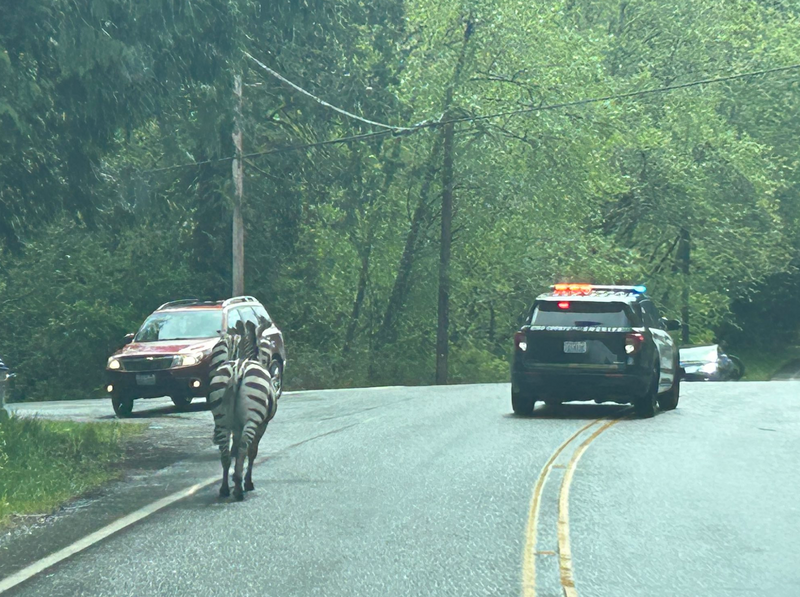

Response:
(729, 344), (800, 381)
(0, 416), (145, 526)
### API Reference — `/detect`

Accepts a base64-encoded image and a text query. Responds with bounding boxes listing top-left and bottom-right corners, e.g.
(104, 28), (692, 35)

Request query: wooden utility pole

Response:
(435, 113), (455, 385)
(679, 227), (690, 344)
(232, 73), (245, 297)
(434, 15), (472, 385)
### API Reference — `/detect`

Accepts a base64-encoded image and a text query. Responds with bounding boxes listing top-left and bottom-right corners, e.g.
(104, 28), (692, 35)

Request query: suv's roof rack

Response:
(157, 298), (220, 310)
(221, 295), (259, 308)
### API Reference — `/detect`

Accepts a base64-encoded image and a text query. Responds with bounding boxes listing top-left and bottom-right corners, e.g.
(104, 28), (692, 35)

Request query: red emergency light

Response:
(553, 283), (593, 295)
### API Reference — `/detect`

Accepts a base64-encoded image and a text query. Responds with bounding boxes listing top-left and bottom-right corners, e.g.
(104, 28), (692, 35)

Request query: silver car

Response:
(679, 344), (744, 381)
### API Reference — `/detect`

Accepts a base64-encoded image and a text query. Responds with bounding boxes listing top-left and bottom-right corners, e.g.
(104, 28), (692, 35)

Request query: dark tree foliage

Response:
(1, 0), (800, 401)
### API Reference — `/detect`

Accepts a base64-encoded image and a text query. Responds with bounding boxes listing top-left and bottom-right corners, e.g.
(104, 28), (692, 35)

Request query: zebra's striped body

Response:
(207, 331), (278, 500)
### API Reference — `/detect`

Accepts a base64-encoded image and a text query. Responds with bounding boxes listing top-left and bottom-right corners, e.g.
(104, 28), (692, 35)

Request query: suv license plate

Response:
(136, 374), (156, 386)
(563, 341), (587, 354)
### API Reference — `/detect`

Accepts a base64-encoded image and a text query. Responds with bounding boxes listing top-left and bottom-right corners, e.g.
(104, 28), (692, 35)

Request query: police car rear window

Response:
(531, 301), (634, 327)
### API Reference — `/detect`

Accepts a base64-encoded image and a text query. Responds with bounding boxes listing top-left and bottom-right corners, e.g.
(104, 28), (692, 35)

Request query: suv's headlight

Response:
(174, 352), (205, 367)
(107, 358), (121, 370)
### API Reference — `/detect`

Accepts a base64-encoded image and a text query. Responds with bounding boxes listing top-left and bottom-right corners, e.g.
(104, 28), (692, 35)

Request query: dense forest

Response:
(1, 0), (799, 401)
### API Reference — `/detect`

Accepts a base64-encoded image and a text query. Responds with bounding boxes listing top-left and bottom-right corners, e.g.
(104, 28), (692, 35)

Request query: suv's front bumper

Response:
(512, 362), (650, 402)
(106, 363), (210, 399)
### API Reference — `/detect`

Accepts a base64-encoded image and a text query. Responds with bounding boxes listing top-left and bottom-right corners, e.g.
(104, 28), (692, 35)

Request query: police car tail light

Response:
(557, 301), (570, 310)
(625, 333), (644, 354)
(514, 331), (528, 352)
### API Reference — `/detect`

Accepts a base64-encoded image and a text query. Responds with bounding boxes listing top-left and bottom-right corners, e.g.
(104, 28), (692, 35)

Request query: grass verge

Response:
(730, 344), (800, 381)
(0, 416), (145, 527)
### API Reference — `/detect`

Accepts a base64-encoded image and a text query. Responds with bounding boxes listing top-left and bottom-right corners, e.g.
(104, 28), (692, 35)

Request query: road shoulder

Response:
(0, 423), (216, 582)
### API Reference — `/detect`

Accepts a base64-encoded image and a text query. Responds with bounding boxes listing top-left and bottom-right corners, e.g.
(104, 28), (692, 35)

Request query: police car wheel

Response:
(658, 357), (680, 411)
(634, 368), (658, 418)
(512, 389), (536, 416)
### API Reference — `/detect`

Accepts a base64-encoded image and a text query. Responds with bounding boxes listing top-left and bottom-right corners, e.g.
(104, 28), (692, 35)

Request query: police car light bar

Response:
(551, 284), (646, 295)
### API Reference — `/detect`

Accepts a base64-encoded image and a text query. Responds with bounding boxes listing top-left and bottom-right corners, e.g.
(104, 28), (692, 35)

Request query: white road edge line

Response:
(0, 475), (220, 594)
(0, 421), (360, 594)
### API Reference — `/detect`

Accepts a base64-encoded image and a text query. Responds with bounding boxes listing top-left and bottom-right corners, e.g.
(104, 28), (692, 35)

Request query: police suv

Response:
(511, 284), (681, 418)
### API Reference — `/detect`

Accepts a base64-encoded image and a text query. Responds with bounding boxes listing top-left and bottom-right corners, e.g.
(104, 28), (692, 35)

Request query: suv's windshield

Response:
(135, 310), (222, 342)
(531, 301), (635, 327)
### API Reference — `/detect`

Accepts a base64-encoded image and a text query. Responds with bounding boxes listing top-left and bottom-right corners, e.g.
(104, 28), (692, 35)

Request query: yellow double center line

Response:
(522, 411), (630, 597)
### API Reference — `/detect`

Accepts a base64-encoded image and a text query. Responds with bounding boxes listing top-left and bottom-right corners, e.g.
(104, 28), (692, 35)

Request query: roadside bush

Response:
(0, 416), (144, 524)
(0, 219), (198, 402)
(448, 341), (510, 385)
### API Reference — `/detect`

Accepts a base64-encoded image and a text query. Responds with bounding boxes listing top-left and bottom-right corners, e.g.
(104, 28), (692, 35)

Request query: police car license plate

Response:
(136, 374), (156, 386)
(563, 341), (587, 354)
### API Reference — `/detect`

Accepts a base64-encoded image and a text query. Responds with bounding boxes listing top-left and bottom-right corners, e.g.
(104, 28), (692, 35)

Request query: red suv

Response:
(105, 296), (286, 417)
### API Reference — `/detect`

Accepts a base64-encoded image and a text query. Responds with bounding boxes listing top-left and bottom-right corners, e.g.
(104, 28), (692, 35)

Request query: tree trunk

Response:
(373, 136), (442, 354)
(372, 15), (473, 382)
(679, 227), (690, 344)
(343, 253), (370, 354)
(435, 117), (455, 384)
(435, 16), (473, 385)
(343, 141), (403, 355)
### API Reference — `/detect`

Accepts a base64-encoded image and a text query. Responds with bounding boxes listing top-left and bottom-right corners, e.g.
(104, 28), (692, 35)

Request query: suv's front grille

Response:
(122, 356), (175, 372)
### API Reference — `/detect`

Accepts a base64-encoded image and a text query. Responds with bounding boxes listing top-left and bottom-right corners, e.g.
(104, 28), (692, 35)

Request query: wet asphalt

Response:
(3, 382), (799, 597)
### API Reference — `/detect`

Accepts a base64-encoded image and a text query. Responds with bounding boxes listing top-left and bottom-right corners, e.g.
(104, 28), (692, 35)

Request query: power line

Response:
(142, 130), (399, 175)
(142, 62), (800, 174)
(244, 51), (413, 133)
(420, 62), (800, 129)
(241, 129), (398, 160)
(144, 155), (233, 174)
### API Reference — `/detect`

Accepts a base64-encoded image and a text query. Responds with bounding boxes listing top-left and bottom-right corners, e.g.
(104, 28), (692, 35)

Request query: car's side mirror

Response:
(661, 318), (681, 331)
(122, 333), (135, 346)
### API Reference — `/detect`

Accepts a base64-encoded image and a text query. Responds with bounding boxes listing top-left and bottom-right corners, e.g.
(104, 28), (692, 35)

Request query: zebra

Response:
(241, 320), (259, 361)
(255, 316), (272, 367)
(209, 332), (238, 377)
(254, 315), (284, 398)
(232, 358), (277, 498)
(207, 331), (278, 501)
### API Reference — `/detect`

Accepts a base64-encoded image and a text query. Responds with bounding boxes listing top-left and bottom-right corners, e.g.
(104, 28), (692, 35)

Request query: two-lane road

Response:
(3, 382), (799, 596)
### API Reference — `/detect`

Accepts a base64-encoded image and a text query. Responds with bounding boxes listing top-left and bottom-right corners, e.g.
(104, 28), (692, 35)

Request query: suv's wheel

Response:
(634, 368), (659, 418)
(658, 356), (680, 411)
(512, 389), (536, 416)
(269, 359), (283, 399)
(112, 394), (134, 418)
(170, 394), (192, 410)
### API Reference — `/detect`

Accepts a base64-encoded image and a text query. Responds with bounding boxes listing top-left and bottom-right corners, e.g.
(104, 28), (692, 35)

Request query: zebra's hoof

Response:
(219, 485), (230, 498)
(244, 480), (255, 492)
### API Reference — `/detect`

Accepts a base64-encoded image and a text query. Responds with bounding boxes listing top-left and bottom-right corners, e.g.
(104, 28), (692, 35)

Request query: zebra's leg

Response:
(218, 434), (231, 498)
(232, 440), (247, 501)
(244, 421), (268, 491)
